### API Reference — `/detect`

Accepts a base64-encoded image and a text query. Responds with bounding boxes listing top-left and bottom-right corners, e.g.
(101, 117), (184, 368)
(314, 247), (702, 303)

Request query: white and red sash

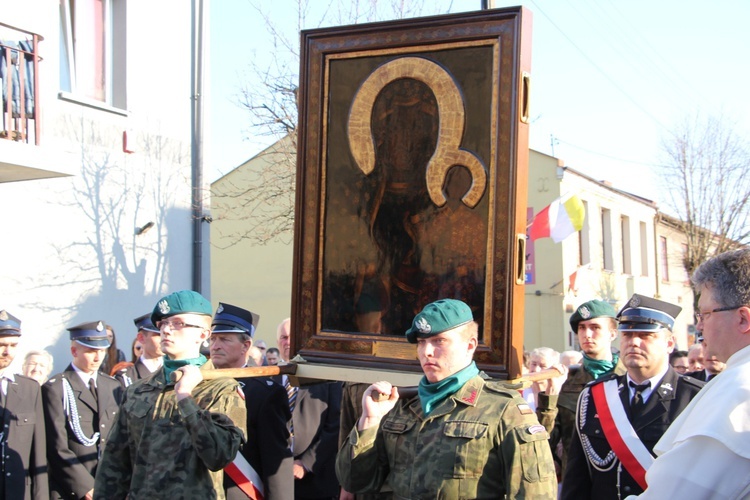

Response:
(590, 379), (655, 489)
(224, 452), (265, 500)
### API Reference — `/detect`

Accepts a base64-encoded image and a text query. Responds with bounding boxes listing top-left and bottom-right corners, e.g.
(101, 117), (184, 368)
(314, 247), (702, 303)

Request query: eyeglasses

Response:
(694, 305), (744, 322)
(157, 319), (204, 331)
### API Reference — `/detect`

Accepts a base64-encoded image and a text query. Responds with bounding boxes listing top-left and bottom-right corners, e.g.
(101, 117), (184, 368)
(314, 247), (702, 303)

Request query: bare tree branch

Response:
(658, 113), (750, 305)
(213, 0), (455, 247)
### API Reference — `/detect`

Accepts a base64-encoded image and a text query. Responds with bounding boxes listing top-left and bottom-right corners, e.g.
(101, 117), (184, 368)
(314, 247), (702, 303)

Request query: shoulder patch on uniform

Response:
(527, 424), (546, 434)
(517, 403), (533, 415)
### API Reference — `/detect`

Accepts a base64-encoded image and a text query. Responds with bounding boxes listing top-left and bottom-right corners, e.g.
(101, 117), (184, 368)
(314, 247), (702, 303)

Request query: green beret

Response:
(569, 299), (617, 331)
(405, 299), (473, 343)
(151, 290), (213, 325)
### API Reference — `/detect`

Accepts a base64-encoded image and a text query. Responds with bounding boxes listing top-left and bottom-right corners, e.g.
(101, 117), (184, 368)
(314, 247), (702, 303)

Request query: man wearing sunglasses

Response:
(94, 290), (247, 499)
(629, 248), (750, 499)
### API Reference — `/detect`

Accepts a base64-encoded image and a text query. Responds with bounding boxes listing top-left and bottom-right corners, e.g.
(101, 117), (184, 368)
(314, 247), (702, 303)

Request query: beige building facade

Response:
(525, 151), (695, 353)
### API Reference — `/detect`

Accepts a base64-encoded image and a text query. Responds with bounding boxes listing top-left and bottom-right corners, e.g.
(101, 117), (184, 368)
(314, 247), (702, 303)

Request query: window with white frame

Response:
(639, 221), (649, 276)
(621, 215), (631, 275)
(602, 208), (613, 271)
(60, 0), (126, 108)
(660, 236), (669, 282)
(578, 200), (590, 265)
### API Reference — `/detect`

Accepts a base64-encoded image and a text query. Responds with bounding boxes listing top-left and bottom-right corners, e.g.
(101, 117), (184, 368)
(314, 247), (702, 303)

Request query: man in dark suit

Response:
(211, 303), (294, 500)
(113, 313), (163, 387)
(42, 321), (122, 500)
(291, 381), (343, 500)
(561, 295), (704, 499)
(276, 318), (343, 499)
(685, 342), (725, 382)
(0, 310), (48, 500)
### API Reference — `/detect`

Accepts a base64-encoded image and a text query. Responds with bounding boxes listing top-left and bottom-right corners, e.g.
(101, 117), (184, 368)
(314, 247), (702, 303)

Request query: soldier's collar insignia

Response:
(660, 382), (673, 392)
(158, 299), (171, 315)
(579, 306), (591, 319)
(461, 390), (478, 405)
(415, 317), (431, 334)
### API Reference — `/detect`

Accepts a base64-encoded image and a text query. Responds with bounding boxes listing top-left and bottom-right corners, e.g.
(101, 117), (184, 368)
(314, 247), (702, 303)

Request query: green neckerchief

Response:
(418, 362), (480, 416)
(162, 354), (207, 383)
(582, 352), (619, 380)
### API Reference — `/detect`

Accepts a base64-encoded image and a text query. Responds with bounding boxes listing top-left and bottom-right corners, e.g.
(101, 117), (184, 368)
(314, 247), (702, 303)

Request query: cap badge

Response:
(217, 304), (224, 314)
(579, 306), (591, 319)
(415, 317), (431, 334)
(158, 299), (171, 315)
(0, 311), (7, 321)
(629, 296), (641, 307)
(96, 321), (105, 332)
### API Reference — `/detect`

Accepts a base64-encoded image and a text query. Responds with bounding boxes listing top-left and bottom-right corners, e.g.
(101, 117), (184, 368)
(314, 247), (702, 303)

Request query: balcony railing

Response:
(0, 22), (42, 145)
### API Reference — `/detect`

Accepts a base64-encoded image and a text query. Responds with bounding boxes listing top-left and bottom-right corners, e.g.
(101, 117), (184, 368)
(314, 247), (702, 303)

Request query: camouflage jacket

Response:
(93, 366), (247, 499)
(336, 375), (557, 499)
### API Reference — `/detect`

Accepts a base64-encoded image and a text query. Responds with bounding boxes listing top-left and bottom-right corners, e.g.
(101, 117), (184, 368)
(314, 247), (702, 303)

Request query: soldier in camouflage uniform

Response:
(336, 299), (557, 499)
(535, 299), (625, 474)
(94, 290), (247, 499)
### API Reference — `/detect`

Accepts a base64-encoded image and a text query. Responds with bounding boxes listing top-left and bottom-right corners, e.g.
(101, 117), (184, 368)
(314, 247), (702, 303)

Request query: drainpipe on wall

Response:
(191, 0), (207, 293)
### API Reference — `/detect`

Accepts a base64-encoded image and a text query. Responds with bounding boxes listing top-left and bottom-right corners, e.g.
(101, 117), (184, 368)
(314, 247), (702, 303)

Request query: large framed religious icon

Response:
(291, 7), (532, 379)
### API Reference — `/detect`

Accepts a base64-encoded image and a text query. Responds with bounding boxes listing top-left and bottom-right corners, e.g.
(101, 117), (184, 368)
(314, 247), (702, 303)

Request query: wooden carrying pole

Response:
(374, 365), (568, 400)
(169, 363), (297, 383)
(170, 363), (567, 397)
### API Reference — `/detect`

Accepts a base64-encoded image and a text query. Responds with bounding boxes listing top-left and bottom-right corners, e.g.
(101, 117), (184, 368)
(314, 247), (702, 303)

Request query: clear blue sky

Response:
(209, 0), (750, 204)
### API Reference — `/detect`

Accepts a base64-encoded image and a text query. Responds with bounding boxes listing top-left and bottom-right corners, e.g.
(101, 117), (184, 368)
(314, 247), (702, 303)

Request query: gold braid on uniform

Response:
(62, 378), (100, 447)
(578, 387), (616, 471)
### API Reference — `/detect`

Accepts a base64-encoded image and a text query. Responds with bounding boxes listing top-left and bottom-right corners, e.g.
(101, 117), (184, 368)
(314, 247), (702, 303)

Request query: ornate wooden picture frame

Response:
(292, 7), (532, 379)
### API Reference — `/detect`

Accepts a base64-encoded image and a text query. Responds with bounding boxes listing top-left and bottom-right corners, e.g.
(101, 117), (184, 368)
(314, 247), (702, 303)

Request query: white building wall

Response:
(0, 0), (198, 368)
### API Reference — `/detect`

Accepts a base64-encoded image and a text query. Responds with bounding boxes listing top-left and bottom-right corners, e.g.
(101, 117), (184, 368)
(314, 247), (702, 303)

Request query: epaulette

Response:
(678, 374), (707, 389)
(484, 379), (524, 397)
(585, 371), (618, 388)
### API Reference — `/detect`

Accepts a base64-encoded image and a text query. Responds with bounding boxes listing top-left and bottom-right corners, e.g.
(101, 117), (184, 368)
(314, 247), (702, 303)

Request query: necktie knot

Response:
(629, 381), (650, 392)
(629, 380), (650, 415)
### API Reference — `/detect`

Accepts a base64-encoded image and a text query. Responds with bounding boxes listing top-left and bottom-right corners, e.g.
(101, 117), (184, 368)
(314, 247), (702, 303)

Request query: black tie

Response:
(89, 378), (98, 405)
(629, 381), (650, 416)
(89, 378), (99, 431)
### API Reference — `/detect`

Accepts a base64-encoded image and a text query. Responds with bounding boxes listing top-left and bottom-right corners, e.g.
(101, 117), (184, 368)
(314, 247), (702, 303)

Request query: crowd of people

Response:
(0, 247), (748, 498)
